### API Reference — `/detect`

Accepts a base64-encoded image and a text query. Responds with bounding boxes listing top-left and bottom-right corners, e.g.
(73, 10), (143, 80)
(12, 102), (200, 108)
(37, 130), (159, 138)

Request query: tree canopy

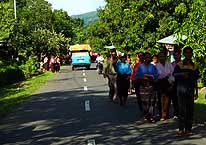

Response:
(1, 0), (206, 85)
(0, 0), (83, 61)
(82, 0), (206, 84)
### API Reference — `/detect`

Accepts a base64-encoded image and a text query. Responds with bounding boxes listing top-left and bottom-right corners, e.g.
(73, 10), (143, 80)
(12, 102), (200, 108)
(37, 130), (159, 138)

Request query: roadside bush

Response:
(20, 55), (39, 79)
(0, 61), (24, 86)
(200, 67), (206, 86)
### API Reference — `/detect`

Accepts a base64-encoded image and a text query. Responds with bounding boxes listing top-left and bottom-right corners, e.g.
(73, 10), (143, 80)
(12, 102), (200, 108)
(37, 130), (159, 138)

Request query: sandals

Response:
(160, 118), (166, 121)
(144, 116), (156, 123)
(149, 117), (156, 123)
(176, 130), (184, 136)
(185, 130), (192, 136)
(176, 129), (193, 137)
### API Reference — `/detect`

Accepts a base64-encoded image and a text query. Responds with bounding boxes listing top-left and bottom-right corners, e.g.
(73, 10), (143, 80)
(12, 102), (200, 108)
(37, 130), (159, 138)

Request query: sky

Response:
(46, 0), (106, 16)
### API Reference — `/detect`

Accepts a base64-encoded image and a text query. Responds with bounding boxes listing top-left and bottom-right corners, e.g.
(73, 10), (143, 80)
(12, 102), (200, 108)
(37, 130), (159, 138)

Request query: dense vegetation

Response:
(83, 0), (206, 86)
(1, 0), (206, 86)
(72, 11), (98, 27)
(0, 0), (83, 84)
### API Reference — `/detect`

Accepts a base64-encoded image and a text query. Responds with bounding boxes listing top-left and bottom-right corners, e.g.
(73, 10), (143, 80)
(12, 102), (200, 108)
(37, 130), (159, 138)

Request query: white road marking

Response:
(84, 86), (88, 91)
(87, 139), (95, 145)
(83, 78), (87, 82)
(85, 100), (91, 111)
(83, 73), (86, 76)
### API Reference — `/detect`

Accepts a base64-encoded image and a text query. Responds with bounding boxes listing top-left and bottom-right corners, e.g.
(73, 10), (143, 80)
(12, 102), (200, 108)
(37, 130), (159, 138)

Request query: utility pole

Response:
(14, 0), (17, 19)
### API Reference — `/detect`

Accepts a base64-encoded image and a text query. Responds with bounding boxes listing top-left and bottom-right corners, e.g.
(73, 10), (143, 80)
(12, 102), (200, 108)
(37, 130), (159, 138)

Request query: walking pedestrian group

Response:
(103, 46), (200, 136)
(41, 55), (61, 73)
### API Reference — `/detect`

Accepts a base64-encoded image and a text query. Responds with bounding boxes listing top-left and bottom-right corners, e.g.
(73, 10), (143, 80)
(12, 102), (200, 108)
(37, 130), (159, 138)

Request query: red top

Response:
(131, 62), (141, 80)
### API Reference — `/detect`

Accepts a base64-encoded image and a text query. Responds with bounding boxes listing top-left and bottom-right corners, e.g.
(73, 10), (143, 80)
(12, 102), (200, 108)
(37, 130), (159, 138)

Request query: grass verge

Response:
(194, 92), (206, 124)
(0, 71), (55, 117)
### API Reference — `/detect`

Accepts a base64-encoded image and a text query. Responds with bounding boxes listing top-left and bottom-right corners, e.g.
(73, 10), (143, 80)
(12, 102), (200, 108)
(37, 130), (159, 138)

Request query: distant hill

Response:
(72, 11), (98, 27)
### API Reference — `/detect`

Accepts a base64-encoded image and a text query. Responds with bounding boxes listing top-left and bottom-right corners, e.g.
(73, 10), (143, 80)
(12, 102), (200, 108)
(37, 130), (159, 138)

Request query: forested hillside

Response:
(72, 11), (98, 27)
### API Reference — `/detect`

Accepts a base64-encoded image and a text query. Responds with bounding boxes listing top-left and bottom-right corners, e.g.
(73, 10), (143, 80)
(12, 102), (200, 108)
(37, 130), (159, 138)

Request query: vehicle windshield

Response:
(72, 52), (90, 57)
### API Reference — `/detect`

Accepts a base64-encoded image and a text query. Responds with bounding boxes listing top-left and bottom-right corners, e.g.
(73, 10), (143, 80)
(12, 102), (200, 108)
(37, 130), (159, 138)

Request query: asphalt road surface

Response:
(0, 64), (206, 145)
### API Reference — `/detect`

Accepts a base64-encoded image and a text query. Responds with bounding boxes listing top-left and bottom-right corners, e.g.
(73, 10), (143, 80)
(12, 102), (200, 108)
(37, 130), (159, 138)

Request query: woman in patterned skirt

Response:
(135, 52), (159, 123)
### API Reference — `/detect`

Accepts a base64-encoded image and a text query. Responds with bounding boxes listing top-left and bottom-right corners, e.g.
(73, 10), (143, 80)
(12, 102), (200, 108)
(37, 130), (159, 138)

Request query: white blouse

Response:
(156, 62), (175, 83)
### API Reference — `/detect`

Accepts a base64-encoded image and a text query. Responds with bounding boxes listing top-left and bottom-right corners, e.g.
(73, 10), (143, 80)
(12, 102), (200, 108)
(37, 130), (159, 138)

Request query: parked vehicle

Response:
(69, 44), (92, 70)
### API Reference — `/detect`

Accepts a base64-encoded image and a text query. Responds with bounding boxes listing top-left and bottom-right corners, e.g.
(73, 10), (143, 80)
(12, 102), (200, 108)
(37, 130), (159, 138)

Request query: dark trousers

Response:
(171, 84), (178, 117)
(55, 63), (60, 72)
(134, 82), (143, 112)
(178, 95), (194, 131)
(50, 63), (55, 73)
(156, 79), (171, 118)
(117, 74), (130, 105)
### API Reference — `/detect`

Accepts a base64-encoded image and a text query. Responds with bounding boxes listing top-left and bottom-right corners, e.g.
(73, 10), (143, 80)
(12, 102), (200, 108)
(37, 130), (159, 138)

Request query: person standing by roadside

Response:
(115, 54), (132, 106)
(135, 52), (159, 122)
(103, 51), (118, 102)
(131, 52), (144, 112)
(156, 51), (175, 121)
(55, 56), (61, 72)
(43, 55), (49, 71)
(127, 54), (133, 95)
(173, 46), (200, 136)
(171, 50), (182, 119)
(50, 55), (56, 73)
(151, 54), (158, 66)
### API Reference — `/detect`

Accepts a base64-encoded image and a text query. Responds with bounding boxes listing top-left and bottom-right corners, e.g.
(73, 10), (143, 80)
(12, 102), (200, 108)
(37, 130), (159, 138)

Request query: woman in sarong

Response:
(135, 52), (159, 123)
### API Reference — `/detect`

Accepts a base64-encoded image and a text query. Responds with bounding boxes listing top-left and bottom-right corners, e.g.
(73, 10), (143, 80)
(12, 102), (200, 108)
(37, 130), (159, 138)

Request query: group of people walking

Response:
(103, 47), (200, 136)
(41, 55), (61, 73)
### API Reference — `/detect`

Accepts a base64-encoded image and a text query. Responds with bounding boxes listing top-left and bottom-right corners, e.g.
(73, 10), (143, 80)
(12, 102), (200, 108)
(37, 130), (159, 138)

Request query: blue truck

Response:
(69, 44), (92, 70)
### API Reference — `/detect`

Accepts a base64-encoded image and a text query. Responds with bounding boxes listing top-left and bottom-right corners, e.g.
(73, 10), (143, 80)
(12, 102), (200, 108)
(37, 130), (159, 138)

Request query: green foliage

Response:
(1, 0), (80, 60)
(0, 71), (55, 116)
(194, 92), (206, 123)
(84, 0), (206, 86)
(178, 1), (206, 85)
(30, 28), (70, 57)
(0, 1), (14, 40)
(52, 9), (76, 39)
(0, 61), (24, 86)
(20, 55), (39, 79)
(0, 0), (83, 87)
(72, 11), (98, 27)
(86, 0), (196, 54)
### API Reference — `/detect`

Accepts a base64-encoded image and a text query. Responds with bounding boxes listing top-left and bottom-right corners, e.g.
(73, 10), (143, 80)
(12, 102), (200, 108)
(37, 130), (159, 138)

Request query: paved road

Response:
(0, 64), (206, 145)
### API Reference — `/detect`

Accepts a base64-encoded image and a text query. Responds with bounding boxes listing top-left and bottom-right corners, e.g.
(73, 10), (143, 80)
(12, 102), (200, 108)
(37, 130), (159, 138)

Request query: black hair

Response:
(183, 46), (194, 66)
(158, 51), (167, 57)
(174, 50), (181, 54)
(106, 53), (111, 58)
(183, 46), (193, 55)
(144, 52), (151, 63)
(137, 52), (144, 56)
(144, 52), (151, 57)
(152, 54), (158, 58)
(121, 53), (127, 58)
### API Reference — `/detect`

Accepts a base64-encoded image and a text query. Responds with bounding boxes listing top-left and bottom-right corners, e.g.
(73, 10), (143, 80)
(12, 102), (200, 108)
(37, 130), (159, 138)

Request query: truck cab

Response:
(69, 44), (92, 70)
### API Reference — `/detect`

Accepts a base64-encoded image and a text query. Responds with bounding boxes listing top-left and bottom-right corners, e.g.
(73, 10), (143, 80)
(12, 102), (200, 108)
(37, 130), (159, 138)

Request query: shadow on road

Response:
(0, 88), (206, 144)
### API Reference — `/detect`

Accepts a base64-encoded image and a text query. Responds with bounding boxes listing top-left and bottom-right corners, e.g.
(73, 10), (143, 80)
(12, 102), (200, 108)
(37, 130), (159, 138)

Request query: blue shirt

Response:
(135, 63), (159, 79)
(115, 60), (132, 75)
